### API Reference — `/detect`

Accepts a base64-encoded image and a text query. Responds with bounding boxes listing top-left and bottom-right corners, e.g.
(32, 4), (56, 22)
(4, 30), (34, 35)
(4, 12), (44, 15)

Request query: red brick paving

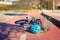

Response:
(5, 12), (60, 40)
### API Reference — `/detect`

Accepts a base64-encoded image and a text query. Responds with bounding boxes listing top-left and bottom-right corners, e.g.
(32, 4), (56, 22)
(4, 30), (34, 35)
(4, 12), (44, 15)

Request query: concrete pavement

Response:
(43, 10), (60, 21)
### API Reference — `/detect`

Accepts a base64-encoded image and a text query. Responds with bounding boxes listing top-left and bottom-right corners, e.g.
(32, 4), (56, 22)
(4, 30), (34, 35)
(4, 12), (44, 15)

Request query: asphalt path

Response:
(0, 12), (60, 40)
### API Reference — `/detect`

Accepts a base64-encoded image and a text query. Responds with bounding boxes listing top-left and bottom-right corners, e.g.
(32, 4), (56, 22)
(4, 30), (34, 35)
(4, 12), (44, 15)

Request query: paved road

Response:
(43, 10), (60, 21)
(0, 12), (15, 22)
(2, 12), (60, 40)
(0, 12), (29, 22)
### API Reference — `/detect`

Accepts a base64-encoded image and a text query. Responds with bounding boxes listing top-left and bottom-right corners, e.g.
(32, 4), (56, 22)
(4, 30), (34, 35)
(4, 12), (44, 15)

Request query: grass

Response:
(0, 9), (39, 12)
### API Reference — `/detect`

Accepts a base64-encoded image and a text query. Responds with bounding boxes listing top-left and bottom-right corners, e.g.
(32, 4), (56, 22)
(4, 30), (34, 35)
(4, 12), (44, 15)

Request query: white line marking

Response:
(4, 16), (14, 22)
(20, 34), (27, 40)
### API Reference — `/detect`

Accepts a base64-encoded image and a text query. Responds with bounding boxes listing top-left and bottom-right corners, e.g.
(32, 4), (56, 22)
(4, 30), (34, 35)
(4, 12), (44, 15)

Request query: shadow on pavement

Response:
(0, 22), (27, 40)
(41, 13), (60, 28)
(25, 27), (32, 33)
(4, 13), (28, 16)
